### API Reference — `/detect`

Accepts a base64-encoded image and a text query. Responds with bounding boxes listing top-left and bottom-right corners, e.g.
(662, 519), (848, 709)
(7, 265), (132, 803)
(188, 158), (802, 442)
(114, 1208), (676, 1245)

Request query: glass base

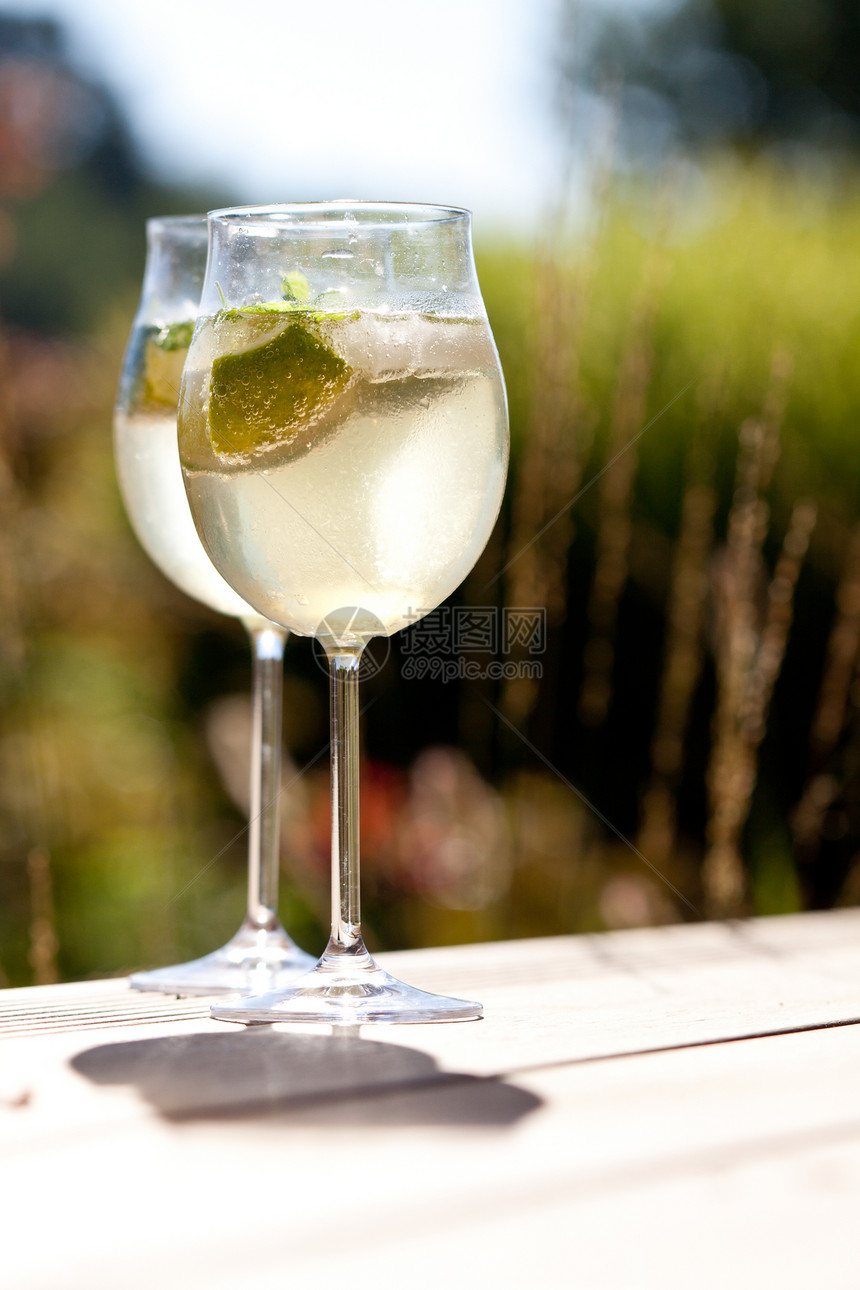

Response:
(210, 946), (483, 1025)
(128, 920), (317, 997)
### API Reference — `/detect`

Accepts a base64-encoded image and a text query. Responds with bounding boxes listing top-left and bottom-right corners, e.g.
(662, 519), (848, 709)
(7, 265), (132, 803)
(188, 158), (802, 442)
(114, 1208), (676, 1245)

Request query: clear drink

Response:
(186, 201), (507, 1025)
(113, 215), (314, 997)
(115, 321), (255, 619)
(179, 307), (507, 636)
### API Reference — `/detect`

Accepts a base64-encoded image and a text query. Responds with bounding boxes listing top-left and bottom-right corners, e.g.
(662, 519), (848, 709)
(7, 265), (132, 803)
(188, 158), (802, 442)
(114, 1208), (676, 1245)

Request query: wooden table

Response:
(3, 910), (860, 1288)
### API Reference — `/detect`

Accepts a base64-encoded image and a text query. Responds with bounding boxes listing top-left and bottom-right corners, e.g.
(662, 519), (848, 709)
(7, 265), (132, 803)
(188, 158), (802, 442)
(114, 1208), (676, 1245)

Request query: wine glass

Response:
(114, 214), (315, 995)
(178, 201), (508, 1023)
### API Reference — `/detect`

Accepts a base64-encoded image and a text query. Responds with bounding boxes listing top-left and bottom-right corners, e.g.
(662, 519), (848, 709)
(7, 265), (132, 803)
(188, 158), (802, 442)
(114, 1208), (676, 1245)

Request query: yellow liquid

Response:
(114, 396), (256, 619)
(179, 311), (508, 637)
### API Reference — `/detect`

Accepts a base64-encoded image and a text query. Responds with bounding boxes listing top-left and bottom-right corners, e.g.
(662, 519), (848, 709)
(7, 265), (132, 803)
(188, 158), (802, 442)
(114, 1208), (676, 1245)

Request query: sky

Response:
(6, 0), (569, 232)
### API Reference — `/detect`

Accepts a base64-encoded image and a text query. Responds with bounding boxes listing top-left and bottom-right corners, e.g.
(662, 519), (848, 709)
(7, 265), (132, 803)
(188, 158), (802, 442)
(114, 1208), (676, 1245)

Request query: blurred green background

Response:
(2, 1), (860, 985)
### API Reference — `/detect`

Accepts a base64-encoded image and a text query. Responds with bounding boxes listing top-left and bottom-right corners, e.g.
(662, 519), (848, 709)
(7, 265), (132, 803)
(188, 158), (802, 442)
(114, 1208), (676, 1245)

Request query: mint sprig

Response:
(154, 320), (194, 352)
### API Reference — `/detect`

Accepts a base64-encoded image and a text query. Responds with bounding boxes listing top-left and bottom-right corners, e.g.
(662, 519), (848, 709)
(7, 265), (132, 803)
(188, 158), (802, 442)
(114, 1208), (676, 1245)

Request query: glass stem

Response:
(244, 622), (287, 931)
(327, 648), (365, 956)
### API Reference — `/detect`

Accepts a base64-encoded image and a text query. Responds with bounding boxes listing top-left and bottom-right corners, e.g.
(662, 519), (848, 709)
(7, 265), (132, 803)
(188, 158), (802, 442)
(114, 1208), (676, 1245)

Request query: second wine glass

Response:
(114, 214), (315, 995)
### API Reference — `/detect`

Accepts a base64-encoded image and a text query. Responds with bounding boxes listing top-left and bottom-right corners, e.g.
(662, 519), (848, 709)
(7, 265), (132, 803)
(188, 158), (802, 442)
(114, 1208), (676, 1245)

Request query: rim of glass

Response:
(147, 213), (206, 235)
(207, 200), (471, 231)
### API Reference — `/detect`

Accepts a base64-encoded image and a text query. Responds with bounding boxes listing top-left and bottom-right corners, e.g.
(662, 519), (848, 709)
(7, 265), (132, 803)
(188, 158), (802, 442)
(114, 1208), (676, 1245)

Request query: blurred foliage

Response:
(3, 13), (860, 986)
(475, 160), (860, 926)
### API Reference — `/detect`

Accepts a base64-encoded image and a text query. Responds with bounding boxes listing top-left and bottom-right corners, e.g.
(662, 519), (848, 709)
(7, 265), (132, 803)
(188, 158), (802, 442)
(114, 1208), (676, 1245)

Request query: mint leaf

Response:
(282, 270), (311, 303)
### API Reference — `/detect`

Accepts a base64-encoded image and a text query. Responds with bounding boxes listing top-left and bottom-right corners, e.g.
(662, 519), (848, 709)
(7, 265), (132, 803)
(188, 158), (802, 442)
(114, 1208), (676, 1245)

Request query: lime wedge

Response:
(208, 318), (353, 459)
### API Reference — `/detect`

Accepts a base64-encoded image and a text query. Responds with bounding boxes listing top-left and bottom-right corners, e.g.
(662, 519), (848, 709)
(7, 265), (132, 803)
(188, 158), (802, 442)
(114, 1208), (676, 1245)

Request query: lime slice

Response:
(143, 322), (193, 409)
(207, 317), (353, 459)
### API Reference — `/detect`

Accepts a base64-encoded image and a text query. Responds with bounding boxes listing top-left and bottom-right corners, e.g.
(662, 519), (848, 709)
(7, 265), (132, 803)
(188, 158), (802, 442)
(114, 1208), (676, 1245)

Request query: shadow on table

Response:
(70, 1028), (542, 1127)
